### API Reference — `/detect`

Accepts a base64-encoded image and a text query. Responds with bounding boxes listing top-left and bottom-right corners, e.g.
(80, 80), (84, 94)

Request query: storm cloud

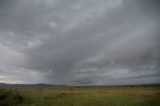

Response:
(0, 0), (160, 85)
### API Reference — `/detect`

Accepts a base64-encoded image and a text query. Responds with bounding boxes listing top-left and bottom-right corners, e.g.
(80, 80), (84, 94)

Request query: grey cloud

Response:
(0, 0), (160, 85)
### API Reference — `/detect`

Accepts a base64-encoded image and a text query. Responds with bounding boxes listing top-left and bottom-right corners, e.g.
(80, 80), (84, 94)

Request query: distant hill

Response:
(0, 83), (67, 88)
(0, 83), (160, 88)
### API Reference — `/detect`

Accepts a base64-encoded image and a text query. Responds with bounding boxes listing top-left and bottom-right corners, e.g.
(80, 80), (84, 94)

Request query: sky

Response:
(0, 0), (160, 85)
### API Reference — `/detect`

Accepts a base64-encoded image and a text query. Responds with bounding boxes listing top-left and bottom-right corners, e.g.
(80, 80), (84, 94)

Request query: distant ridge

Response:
(0, 83), (67, 88)
(0, 83), (160, 88)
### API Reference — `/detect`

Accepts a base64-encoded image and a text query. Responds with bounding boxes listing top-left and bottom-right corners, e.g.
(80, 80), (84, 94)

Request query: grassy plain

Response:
(0, 86), (160, 106)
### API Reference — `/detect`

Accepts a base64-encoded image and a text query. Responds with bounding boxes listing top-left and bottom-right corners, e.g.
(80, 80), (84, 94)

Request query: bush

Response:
(0, 89), (23, 106)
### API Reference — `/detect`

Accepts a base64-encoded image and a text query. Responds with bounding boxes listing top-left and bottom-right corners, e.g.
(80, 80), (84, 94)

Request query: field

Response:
(0, 86), (160, 106)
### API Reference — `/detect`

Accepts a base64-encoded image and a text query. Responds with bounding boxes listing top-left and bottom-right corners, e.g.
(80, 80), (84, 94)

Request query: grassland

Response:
(0, 86), (160, 106)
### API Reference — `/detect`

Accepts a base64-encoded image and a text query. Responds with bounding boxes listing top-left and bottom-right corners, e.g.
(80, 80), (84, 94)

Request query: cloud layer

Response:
(0, 0), (160, 85)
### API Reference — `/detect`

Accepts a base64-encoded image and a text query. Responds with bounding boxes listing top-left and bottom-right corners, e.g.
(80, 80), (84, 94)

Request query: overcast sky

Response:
(0, 0), (160, 85)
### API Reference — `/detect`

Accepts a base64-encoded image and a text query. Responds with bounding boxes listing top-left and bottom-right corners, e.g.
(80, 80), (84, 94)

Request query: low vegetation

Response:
(0, 89), (23, 106)
(0, 86), (160, 106)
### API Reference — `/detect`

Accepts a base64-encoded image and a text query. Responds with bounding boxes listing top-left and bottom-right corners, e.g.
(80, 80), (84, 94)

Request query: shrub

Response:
(0, 89), (23, 106)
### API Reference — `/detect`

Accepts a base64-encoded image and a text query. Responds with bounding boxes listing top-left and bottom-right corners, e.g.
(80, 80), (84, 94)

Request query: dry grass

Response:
(0, 86), (160, 106)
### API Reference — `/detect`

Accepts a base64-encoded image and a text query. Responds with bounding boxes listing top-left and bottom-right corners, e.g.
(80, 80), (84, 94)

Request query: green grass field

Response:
(0, 86), (160, 106)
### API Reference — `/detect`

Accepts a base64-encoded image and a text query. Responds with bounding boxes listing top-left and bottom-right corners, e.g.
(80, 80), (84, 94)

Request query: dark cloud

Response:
(0, 0), (160, 84)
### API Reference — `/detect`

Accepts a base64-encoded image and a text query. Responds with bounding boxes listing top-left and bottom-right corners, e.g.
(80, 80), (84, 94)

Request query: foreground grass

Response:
(0, 86), (160, 106)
